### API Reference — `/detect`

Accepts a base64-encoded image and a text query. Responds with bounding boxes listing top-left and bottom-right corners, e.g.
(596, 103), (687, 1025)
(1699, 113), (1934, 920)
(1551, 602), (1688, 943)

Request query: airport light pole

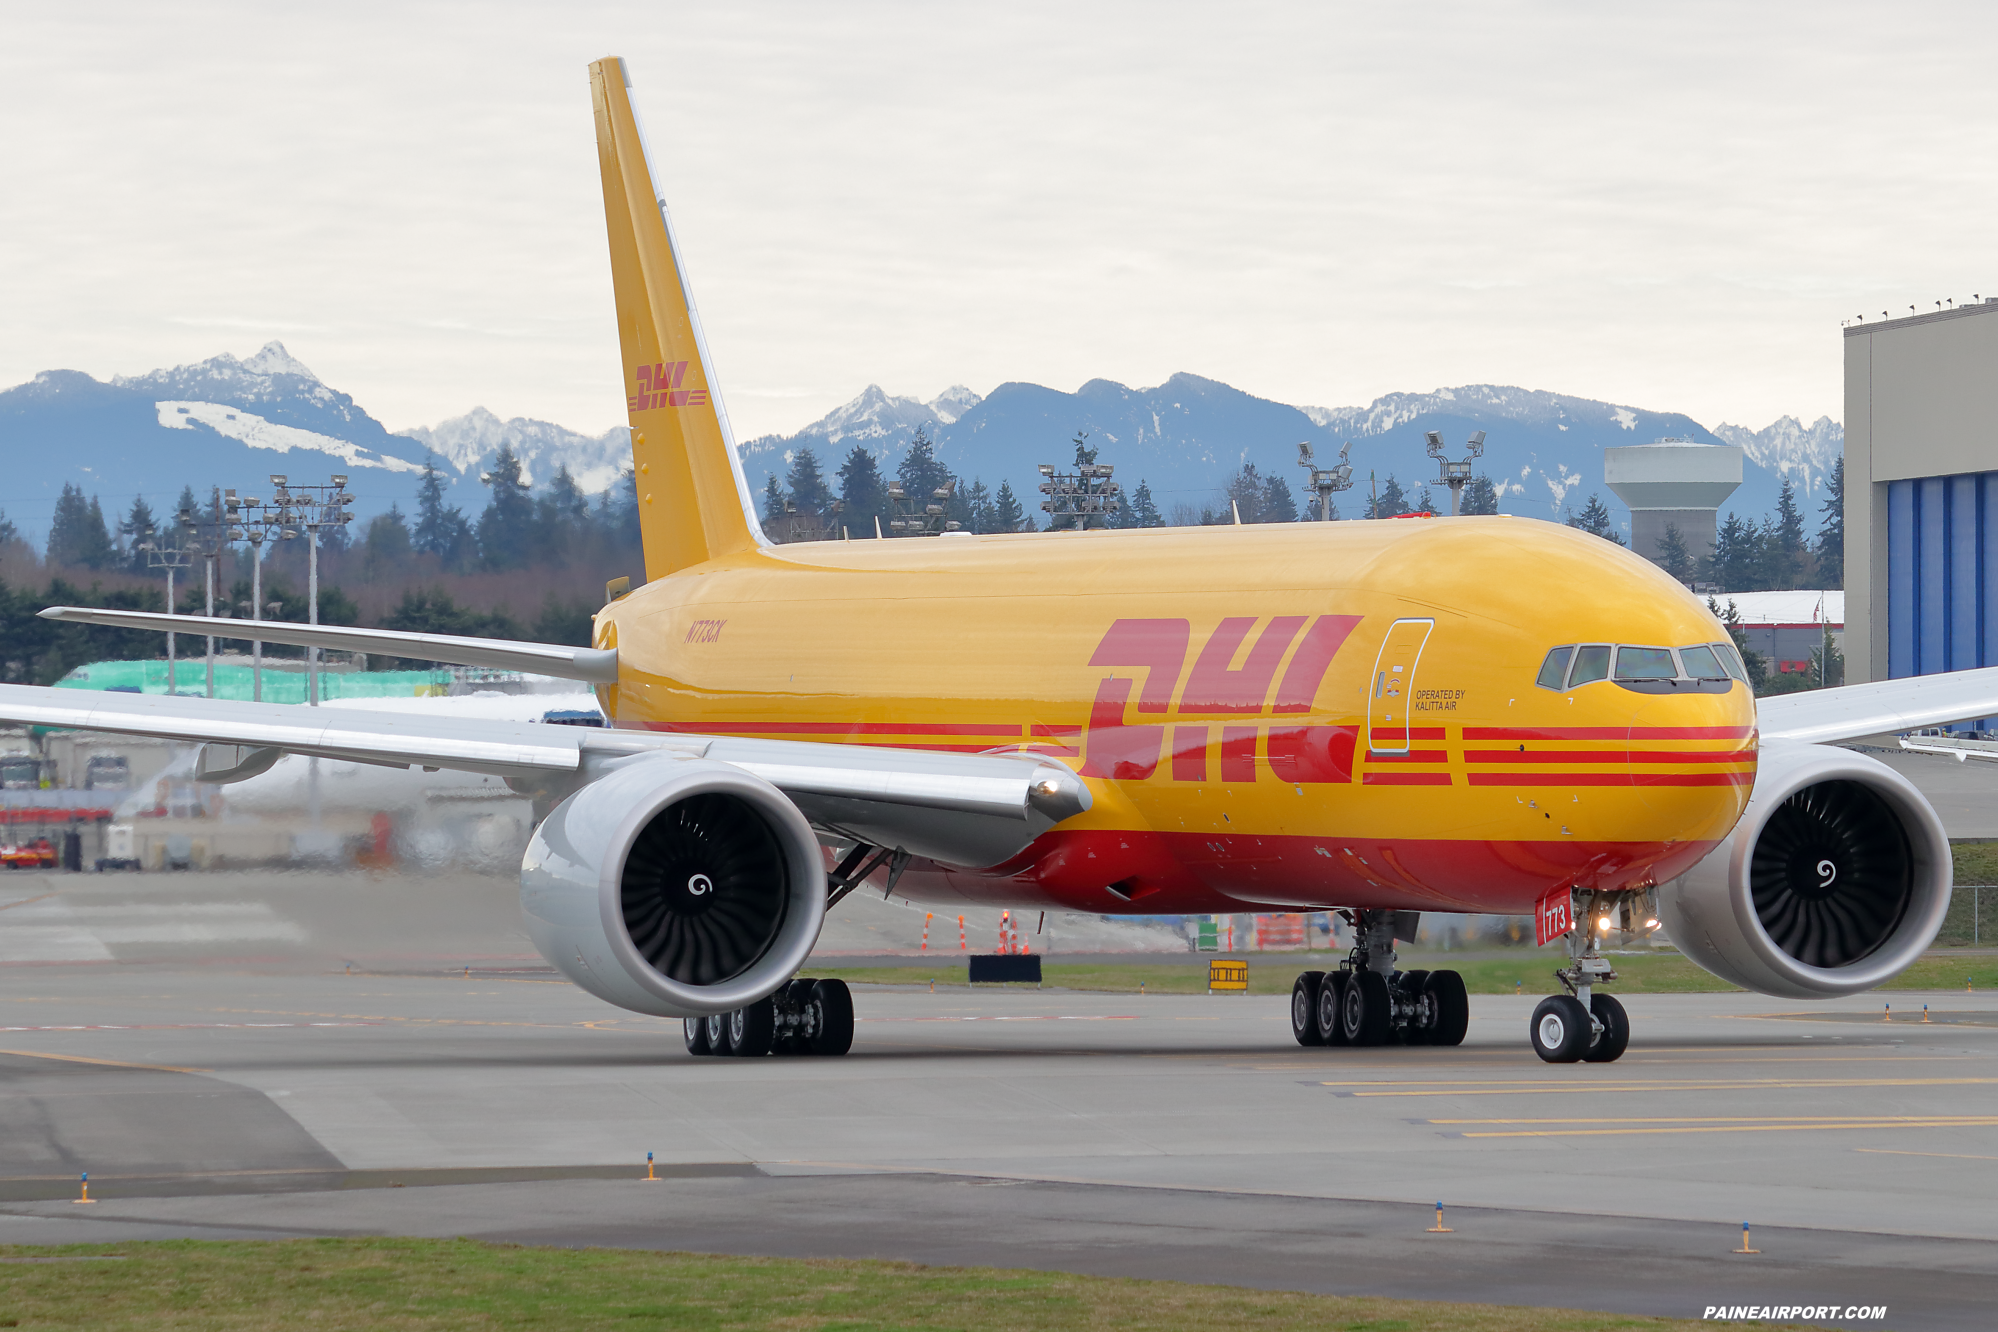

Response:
(133, 524), (190, 694)
(176, 487), (244, 699)
(1035, 463), (1120, 530)
(1424, 430), (1486, 516)
(266, 474), (354, 706)
(1296, 440), (1355, 521)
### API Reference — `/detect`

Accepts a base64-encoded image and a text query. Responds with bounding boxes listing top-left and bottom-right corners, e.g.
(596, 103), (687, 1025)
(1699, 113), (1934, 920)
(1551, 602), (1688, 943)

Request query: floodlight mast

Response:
(1296, 440), (1355, 522)
(133, 524), (191, 694)
(1423, 429), (1486, 516)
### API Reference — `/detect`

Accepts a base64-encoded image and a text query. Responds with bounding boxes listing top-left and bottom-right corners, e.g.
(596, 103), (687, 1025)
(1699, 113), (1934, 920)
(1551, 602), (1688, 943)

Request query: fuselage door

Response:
(1367, 618), (1434, 754)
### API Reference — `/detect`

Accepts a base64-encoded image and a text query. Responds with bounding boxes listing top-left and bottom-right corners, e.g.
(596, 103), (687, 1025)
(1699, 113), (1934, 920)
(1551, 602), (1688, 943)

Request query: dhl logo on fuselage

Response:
(1051, 615), (1373, 786)
(629, 360), (710, 413)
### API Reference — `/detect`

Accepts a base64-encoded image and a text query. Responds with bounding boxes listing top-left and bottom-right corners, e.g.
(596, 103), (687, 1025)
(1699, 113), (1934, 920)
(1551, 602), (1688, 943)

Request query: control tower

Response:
(1604, 439), (1743, 568)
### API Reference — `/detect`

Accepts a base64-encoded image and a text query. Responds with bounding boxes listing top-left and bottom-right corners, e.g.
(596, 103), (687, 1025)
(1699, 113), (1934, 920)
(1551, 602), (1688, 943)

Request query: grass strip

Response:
(0, 1238), (1783, 1330)
(813, 952), (1998, 997)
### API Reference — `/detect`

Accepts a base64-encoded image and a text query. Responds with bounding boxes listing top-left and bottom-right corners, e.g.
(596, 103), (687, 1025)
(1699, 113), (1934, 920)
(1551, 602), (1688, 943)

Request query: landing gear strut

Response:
(684, 977), (854, 1058)
(1530, 889), (1642, 1063)
(1290, 910), (1468, 1049)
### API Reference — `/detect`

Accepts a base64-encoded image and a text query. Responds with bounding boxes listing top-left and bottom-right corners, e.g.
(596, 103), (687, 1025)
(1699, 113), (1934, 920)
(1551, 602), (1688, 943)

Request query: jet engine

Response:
(520, 756), (826, 1018)
(1658, 742), (1951, 999)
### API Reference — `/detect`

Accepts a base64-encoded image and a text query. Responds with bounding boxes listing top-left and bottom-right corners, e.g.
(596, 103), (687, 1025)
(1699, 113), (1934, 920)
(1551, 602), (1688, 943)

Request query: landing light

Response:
(1645, 918), (1660, 929)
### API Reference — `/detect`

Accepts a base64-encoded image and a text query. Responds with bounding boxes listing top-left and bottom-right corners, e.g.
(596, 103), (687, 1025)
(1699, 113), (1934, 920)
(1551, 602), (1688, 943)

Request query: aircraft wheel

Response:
(1315, 971), (1350, 1045)
(683, 1016), (714, 1057)
(727, 997), (777, 1058)
(1530, 995), (1591, 1063)
(1291, 972), (1326, 1046)
(809, 978), (855, 1056)
(1398, 969), (1431, 1044)
(1584, 993), (1630, 1063)
(1424, 970), (1470, 1047)
(703, 1012), (729, 1056)
(1342, 969), (1391, 1046)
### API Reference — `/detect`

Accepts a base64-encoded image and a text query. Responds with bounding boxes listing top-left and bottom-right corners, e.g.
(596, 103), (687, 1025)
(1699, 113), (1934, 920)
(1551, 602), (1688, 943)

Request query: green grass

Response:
(0, 1238), (1782, 1330)
(815, 948), (1998, 997)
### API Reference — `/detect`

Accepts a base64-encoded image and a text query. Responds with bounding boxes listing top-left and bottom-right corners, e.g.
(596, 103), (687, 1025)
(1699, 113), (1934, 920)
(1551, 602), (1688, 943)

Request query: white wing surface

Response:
(0, 683), (1087, 869)
(1757, 665), (1998, 745)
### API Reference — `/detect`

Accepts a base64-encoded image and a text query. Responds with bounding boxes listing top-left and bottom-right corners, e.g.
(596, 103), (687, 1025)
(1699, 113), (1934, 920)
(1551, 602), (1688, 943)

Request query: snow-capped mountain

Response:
(398, 407), (630, 495)
(1712, 415), (1844, 500)
(741, 384), (982, 475)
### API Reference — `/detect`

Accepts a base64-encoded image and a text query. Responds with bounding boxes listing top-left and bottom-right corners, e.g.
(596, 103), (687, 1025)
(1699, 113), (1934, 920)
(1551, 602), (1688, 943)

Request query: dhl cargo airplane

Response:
(10, 57), (1998, 1064)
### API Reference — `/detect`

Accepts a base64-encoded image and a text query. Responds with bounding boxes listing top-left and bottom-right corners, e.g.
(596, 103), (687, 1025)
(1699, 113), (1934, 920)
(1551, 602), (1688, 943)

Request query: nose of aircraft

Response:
(1619, 685), (1758, 840)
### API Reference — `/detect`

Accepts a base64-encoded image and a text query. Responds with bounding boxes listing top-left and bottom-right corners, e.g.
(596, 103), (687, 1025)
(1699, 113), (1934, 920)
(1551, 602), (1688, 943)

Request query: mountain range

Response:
(0, 341), (1839, 544)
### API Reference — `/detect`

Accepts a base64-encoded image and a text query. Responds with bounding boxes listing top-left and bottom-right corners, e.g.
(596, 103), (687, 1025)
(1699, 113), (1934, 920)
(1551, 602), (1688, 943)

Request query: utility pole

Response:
(1296, 440), (1355, 521)
(1424, 429), (1486, 516)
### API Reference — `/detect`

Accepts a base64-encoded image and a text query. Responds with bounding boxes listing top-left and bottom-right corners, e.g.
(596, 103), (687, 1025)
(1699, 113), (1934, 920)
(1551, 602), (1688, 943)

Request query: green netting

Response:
(55, 659), (455, 705)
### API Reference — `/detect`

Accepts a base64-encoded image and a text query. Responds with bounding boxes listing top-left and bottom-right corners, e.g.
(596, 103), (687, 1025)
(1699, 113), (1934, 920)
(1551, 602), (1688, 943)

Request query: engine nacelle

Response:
(1658, 742), (1951, 999)
(520, 756), (826, 1018)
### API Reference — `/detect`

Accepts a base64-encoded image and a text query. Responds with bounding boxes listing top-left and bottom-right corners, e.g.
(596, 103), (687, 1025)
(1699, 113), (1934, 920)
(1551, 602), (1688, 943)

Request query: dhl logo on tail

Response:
(630, 361), (710, 412)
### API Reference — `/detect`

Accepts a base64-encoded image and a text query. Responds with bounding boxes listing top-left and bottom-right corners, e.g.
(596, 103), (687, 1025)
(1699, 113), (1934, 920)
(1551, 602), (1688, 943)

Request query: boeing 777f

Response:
(9, 57), (1994, 1063)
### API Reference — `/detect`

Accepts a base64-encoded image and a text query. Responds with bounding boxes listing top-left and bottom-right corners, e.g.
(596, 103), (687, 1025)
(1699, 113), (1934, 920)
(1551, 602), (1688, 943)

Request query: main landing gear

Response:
(1530, 889), (1641, 1064)
(683, 977), (855, 1058)
(1290, 910), (1469, 1049)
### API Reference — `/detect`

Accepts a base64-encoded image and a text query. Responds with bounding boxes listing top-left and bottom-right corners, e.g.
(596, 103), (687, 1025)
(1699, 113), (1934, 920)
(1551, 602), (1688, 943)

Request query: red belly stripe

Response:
(1468, 771), (1754, 787)
(1464, 749), (1753, 764)
(1363, 772), (1453, 786)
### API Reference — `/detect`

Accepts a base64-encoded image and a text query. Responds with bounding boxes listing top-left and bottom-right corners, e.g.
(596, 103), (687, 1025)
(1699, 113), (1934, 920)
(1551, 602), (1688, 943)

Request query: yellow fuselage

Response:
(595, 515), (1755, 915)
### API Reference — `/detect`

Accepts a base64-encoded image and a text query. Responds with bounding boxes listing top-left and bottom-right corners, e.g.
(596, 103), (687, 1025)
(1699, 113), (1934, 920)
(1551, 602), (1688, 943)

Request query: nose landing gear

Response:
(1531, 889), (1642, 1063)
(1289, 910), (1468, 1049)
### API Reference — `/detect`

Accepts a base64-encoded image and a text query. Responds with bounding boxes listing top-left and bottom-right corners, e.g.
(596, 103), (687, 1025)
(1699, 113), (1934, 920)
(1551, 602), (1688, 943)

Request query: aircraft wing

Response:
(36, 607), (618, 683)
(0, 683), (1088, 869)
(1756, 665), (1998, 745)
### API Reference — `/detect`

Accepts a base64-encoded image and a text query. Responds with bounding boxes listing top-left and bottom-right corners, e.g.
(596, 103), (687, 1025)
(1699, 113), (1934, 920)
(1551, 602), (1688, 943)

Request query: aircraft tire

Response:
(1291, 972), (1326, 1046)
(683, 1016), (714, 1057)
(1425, 970), (1470, 1047)
(1315, 972), (1350, 1045)
(1398, 970), (1431, 1044)
(1342, 970), (1392, 1046)
(1531, 995), (1591, 1063)
(809, 978), (855, 1056)
(727, 998), (777, 1058)
(1584, 993), (1630, 1063)
(703, 1012), (729, 1056)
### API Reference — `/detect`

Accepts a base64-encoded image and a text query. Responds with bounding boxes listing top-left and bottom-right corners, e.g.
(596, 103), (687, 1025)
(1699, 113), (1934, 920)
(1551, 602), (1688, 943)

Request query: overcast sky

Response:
(3, 2), (1993, 443)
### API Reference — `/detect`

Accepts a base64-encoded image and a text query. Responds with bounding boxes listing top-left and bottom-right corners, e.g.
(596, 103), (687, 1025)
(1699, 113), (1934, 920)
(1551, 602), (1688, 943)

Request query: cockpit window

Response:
(1678, 644), (1726, 680)
(1712, 641), (1748, 682)
(1614, 646), (1677, 679)
(1567, 645), (1612, 687)
(1536, 646), (1575, 690)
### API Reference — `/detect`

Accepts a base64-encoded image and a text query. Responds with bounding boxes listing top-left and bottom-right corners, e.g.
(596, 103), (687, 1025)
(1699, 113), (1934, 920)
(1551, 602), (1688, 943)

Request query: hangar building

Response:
(1845, 299), (1998, 688)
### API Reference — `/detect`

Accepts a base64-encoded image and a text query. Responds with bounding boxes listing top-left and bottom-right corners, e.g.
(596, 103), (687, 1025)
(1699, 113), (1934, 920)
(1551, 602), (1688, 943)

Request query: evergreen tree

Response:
(47, 483), (114, 569)
(119, 495), (159, 573)
(0, 509), (16, 547)
(1413, 485), (1437, 515)
(785, 447), (834, 516)
(1815, 457), (1844, 590)
(534, 464), (590, 565)
(1566, 493), (1626, 545)
(1656, 522), (1694, 584)
(597, 465), (643, 554)
(361, 504), (413, 583)
(964, 479), (995, 534)
(837, 446), (890, 537)
(1461, 475), (1499, 516)
(1224, 464), (1269, 523)
(1072, 430), (1098, 466)
(762, 474), (787, 524)
(1262, 471), (1299, 523)
(476, 444), (535, 570)
(897, 425), (953, 504)
(993, 480), (1026, 534)
(1127, 480), (1163, 529)
(1771, 478), (1806, 589)
(1709, 512), (1760, 592)
(1367, 474), (1409, 519)
(413, 453), (473, 570)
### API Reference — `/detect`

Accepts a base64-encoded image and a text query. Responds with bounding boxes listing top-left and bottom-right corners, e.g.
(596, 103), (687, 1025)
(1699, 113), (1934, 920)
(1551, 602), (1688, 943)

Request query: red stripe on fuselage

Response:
(1467, 771), (1754, 787)
(1464, 749), (1753, 764)
(1362, 772), (1452, 785)
(1463, 726), (1755, 741)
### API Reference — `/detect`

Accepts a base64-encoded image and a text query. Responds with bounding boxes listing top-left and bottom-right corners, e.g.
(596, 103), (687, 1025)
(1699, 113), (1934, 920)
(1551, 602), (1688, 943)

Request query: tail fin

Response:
(590, 57), (765, 578)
